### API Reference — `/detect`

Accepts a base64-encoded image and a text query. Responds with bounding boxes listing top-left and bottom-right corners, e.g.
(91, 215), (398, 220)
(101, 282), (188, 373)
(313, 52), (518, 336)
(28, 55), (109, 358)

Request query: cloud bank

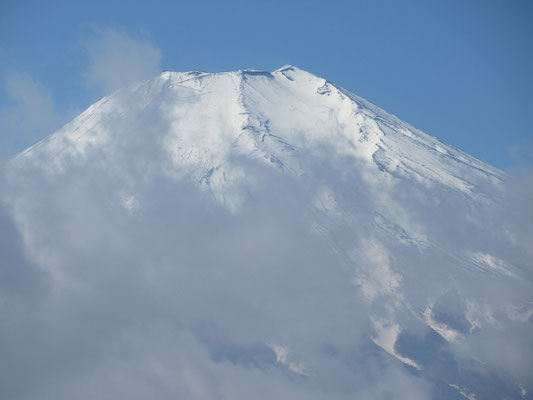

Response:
(2, 131), (532, 399)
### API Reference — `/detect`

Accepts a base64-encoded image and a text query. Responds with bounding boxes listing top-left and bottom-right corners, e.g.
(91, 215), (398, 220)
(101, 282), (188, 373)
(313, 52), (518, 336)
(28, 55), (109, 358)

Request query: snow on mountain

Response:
(2, 66), (531, 400)
(11, 66), (503, 204)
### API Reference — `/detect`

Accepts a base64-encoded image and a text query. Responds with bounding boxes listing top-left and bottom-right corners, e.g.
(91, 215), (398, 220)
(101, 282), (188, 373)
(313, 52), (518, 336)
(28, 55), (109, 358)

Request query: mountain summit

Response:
(12, 65), (502, 209)
(3, 67), (531, 399)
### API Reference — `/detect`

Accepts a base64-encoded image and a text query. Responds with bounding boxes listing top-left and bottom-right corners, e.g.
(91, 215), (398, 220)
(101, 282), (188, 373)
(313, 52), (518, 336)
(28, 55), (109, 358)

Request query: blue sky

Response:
(1, 0), (532, 169)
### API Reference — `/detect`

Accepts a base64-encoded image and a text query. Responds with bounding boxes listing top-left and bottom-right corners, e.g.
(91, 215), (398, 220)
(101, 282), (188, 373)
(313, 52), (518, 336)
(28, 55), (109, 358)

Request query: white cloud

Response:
(83, 28), (162, 93)
(0, 28), (162, 159)
(0, 71), (62, 156)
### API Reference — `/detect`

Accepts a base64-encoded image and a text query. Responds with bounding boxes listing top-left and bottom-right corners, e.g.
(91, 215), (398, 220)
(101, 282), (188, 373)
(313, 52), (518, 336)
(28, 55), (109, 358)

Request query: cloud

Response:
(0, 71), (63, 157)
(0, 153), (433, 399)
(82, 28), (162, 94)
(0, 28), (162, 159)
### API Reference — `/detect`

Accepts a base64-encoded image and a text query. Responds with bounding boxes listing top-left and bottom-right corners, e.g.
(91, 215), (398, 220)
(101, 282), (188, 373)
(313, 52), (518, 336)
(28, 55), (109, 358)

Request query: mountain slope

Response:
(2, 66), (531, 400)
(11, 66), (503, 204)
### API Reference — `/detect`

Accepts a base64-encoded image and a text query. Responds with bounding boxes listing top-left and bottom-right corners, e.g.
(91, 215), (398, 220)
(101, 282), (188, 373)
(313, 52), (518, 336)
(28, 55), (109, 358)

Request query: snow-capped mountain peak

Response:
(11, 66), (503, 209)
(3, 67), (530, 400)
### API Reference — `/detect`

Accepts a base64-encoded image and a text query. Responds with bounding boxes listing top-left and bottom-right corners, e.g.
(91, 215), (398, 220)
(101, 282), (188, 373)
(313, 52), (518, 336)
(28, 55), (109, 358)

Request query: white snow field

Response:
(1, 66), (531, 399)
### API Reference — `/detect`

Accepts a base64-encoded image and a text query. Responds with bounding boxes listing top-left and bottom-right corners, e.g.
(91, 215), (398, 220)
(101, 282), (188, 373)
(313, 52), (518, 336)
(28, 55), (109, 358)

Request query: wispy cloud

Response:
(0, 71), (62, 157)
(82, 28), (162, 93)
(0, 28), (162, 160)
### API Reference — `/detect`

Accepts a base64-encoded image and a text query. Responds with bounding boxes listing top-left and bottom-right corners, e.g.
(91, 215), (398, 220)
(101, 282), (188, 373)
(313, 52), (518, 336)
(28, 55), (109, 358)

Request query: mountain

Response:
(2, 66), (531, 400)
(10, 66), (504, 205)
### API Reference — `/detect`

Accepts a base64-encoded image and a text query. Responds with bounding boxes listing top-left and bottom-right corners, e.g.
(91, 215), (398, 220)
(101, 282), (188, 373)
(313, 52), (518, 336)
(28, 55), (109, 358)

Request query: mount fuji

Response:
(2, 66), (531, 399)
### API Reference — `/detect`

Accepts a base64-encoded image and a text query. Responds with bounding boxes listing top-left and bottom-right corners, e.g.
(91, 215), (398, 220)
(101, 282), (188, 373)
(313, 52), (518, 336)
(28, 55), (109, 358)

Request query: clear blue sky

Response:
(1, 0), (532, 169)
